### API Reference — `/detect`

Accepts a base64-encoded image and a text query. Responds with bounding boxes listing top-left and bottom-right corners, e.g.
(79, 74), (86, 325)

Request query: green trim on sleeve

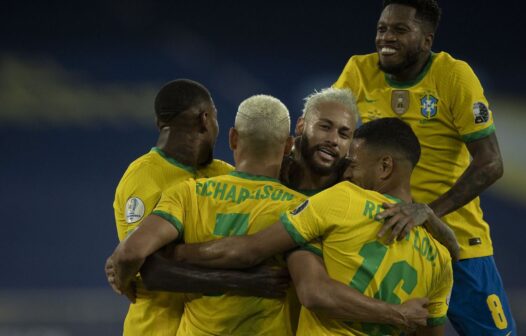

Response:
(152, 210), (184, 237)
(280, 212), (308, 246)
(300, 244), (323, 257)
(427, 316), (447, 327)
(461, 124), (496, 143)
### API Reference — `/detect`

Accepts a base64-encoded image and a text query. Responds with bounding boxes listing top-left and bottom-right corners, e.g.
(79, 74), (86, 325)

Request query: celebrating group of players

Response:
(105, 0), (516, 335)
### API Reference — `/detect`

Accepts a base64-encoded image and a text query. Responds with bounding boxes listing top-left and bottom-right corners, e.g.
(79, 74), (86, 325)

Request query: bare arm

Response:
(107, 214), (180, 301)
(140, 250), (290, 298)
(415, 324), (444, 336)
(174, 220), (298, 268)
(376, 203), (460, 261)
(429, 133), (503, 217)
(287, 250), (429, 330)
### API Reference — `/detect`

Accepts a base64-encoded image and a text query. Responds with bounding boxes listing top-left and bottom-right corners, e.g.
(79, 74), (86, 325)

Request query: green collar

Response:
(384, 52), (436, 89)
(151, 147), (196, 174)
(383, 194), (403, 203)
(229, 171), (280, 183)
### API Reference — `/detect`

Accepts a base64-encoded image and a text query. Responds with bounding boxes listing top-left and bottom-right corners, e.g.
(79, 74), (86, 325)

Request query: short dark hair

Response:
(382, 0), (441, 32)
(354, 118), (421, 167)
(154, 79), (211, 123)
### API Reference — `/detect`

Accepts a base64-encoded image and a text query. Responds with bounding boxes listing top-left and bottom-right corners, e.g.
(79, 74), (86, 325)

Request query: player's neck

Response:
(156, 129), (201, 168)
(296, 160), (339, 191)
(235, 159), (282, 180)
(378, 180), (413, 203)
(386, 51), (431, 83)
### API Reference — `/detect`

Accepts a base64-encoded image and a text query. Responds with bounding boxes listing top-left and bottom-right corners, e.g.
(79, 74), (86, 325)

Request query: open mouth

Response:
(316, 147), (337, 162)
(379, 46), (398, 56)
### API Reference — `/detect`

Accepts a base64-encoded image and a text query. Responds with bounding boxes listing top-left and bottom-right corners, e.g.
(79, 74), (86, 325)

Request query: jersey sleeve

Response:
(113, 166), (162, 241)
(152, 179), (195, 237)
(448, 61), (495, 142)
(280, 186), (349, 247)
(333, 56), (360, 94)
(426, 259), (453, 326)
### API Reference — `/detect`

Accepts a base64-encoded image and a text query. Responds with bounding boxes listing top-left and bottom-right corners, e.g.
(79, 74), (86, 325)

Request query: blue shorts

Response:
(448, 256), (516, 336)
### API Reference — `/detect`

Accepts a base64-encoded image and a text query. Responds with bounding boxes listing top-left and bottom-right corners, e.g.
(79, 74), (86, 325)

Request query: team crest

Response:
(391, 90), (410, 115)
(126, 197), (145, 224)
(291, 200), (309, 216)
(420, 95), (438, 119)
(473, 102), (490, 124)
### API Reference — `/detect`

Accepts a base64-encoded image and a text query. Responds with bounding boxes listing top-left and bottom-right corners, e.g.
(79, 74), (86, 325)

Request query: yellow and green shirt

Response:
(334, 51), (495, 259)
(113, 147), (233, 336)
(281, 182), (453, 336)
(153, 171), (307, 336)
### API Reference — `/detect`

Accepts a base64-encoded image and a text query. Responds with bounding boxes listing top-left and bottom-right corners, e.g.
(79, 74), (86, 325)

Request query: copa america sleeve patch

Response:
(473, 102), (490, 124)
(125, 197), (145, 224)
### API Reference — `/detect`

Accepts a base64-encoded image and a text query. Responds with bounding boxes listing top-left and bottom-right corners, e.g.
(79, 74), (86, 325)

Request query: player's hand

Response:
(376, 203), (430, 243)
(397, 297), (429, 331)
(105, 256), (136, 303)
(238, 265), (291, 298)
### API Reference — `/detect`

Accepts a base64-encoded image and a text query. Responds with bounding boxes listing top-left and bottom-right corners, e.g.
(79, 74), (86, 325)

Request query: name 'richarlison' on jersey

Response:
(196, 180), (297, 203)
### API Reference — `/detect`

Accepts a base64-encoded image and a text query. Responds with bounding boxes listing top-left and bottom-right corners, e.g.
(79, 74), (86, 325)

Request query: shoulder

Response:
(197, 159), (234, 178)
(342, 53), (378, 71)
(432, 52), (477, 78)
(118, 152), (163, 188)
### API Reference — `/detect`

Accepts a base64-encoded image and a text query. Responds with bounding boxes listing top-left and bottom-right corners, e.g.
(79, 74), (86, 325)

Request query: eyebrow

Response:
(318, 118), (352, 131)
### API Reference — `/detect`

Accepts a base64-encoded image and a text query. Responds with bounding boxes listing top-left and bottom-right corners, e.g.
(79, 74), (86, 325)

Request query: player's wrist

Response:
(385, 303), (408, 327)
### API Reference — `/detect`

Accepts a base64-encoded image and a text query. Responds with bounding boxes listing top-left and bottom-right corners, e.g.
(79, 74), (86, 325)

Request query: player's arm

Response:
(107, 213), (180, 301)
(287, 250), (429, 330)
(376, 203), (460, 261)
(414, 324), (445, 336)
(174, 220), (297, 268)
(140, 251), (290, 298)
(429, 133), (503, 217)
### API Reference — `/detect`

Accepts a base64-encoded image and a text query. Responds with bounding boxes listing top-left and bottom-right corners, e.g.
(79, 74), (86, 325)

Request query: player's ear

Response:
(423, 30), (434, 52)
(283, 135), (294, 156)
(198, 110), (209, 132)
(295, 117), (305, 136)
(229, 127), (238, 151)
(379, 155), (394, 179)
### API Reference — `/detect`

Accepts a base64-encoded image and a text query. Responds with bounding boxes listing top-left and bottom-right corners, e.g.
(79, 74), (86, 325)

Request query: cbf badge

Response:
(420, 95), (438, 119)
(125, 197), (145, 224)
(391, 90), (410, 115)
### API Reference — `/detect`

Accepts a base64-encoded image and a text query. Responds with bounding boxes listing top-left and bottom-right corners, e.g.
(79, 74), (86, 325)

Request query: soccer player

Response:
(109, 97), (431, 335)
(172, 118), (456, 335)
(333, 1), (516, 334)
(280, 87), (357, 193)
(110, 79), (270, 335)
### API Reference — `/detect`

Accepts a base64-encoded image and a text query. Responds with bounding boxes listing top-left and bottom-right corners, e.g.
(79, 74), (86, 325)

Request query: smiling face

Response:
(299, 101), (354, 175)
(376, 4), (432, 76)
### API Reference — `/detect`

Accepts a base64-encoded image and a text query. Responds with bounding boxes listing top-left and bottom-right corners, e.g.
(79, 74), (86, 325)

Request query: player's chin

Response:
(311, 160), (338, 176)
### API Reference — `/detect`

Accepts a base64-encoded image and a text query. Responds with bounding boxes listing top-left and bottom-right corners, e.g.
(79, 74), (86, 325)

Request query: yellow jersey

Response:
(113, 147), (233, 336)
(281, 182), (453, 336)
(334, 51), (495, 260)
(153, 171), (307, 336)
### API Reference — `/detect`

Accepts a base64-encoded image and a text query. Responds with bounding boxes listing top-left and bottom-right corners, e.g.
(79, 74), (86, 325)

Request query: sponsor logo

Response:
(291, 200), (309, 216)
